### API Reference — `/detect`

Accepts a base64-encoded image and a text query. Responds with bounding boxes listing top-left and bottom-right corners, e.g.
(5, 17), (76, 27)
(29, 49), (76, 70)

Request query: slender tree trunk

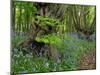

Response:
(12, 1), (16, 32)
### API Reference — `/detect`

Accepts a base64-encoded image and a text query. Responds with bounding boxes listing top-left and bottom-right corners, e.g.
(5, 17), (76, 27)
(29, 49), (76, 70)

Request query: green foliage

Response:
(34, 16), (62, 43)
(34, 16), (61, 27)
(12, 35), (28, 48)
(36, 34), (61, 44)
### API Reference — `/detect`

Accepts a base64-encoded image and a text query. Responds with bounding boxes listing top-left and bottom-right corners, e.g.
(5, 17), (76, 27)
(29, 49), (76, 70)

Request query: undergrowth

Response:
(11, 34), (96, 74)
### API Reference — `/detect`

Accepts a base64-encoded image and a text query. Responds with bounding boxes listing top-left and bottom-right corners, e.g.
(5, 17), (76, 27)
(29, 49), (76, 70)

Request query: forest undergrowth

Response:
(11, 33), (96, 74)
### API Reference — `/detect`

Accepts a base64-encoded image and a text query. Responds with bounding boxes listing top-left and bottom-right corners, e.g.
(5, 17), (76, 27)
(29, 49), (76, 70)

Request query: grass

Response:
(11, 34), (96, 74)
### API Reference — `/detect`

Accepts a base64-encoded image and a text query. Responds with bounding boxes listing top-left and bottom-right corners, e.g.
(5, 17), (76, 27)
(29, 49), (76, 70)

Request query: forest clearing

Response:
(11, 1), (96, 74)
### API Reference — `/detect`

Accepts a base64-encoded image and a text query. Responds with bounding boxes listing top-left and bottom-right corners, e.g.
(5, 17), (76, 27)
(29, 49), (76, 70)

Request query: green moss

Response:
(35, 34), (62, 44)
(34, 16), (61, 27)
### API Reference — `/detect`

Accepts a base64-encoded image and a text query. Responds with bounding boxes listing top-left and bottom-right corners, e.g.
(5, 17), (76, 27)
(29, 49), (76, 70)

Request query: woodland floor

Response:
(79, 49), (96, 70)
(11, 33), (96, 74)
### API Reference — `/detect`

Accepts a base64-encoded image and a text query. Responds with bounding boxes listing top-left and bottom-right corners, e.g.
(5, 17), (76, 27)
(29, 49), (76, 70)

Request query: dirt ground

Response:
(79, 49), (96, 70)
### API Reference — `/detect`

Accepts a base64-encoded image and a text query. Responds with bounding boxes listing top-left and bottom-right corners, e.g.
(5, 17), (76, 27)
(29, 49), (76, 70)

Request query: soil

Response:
(79, 49), (96, 70)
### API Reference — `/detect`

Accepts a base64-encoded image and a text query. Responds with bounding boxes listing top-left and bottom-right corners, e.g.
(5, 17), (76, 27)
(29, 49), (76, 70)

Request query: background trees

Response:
(12, 1), (96, 39)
